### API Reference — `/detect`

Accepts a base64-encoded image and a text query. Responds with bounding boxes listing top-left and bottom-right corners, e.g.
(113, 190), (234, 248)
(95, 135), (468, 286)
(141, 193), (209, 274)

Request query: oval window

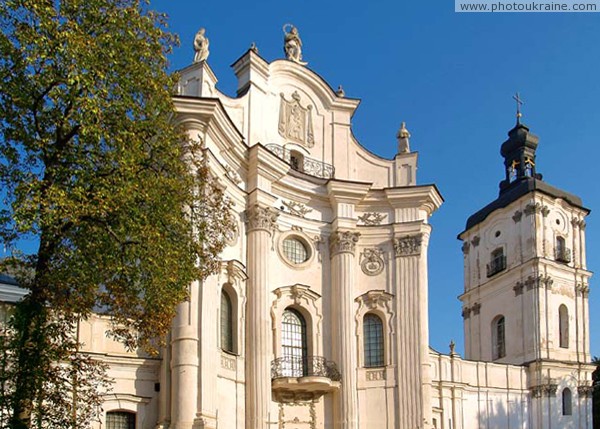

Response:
(282, 237), (309, 264)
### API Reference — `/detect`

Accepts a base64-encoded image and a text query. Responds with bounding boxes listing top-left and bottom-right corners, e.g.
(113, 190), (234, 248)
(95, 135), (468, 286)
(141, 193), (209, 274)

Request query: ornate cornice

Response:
(245, 204), (279, 235)
(393, 234), (422, 257)
(329, 230), (360, 256)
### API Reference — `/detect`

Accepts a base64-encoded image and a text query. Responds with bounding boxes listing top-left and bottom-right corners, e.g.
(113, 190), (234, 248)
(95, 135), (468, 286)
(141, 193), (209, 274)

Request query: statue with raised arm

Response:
(283, 24), (307, 65)
(193, 28), (209, 63)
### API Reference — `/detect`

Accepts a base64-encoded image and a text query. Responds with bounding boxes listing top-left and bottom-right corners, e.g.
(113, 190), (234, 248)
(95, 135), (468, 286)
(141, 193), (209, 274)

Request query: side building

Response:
(430, 119), (595, 429)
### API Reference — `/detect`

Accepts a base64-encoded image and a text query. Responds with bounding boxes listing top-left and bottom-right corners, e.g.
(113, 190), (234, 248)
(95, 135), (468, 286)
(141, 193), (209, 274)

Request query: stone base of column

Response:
(193, 415), (217, 429)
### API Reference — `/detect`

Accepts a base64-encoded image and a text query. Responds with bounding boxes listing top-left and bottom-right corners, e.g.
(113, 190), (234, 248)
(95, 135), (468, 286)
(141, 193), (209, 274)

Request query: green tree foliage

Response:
(0, 0), (234, 427)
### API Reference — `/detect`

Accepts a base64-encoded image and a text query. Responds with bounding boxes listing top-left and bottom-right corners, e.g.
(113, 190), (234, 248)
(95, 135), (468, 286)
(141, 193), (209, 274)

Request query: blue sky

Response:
(150, 0), (600, 357)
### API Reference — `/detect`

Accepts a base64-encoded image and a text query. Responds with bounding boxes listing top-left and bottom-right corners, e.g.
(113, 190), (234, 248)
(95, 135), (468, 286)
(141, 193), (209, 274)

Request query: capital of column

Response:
(393, 233), (422, 257)
(245, 204), (279, 235)
(329, 230), (360, 256)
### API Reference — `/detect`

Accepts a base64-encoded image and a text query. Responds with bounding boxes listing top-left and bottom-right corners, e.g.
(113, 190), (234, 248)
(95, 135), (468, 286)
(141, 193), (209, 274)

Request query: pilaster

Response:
(245, 204), (279, 429)
(329, 230), (360, 429)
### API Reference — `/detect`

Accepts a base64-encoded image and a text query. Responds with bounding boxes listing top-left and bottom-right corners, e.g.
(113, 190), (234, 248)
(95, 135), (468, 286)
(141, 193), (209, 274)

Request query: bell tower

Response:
(458, 106), (594, 426)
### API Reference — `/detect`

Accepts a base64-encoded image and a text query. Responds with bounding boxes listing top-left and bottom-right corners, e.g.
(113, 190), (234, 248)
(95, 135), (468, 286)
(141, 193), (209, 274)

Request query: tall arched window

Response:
(106, 411), (136, 429)
(221, 290), (234, 353)
(281, 308), (307, 377)
(492, 315), (506, 360)
(562, 388), (573, 415)
(363, 313), (384, 367)
(559, 304), (569, 349)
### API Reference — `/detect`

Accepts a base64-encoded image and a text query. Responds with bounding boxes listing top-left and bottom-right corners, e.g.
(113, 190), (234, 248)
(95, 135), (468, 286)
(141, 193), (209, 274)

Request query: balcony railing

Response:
(271, 356), (341, 381)
(265, 144), (335, 179)
(555, 248), (572, 263)
(486, 255), (507, 277)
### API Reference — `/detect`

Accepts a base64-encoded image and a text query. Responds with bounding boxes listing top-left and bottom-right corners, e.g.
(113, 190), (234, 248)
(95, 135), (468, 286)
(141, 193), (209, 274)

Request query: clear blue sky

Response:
(150, 0), (600, 358)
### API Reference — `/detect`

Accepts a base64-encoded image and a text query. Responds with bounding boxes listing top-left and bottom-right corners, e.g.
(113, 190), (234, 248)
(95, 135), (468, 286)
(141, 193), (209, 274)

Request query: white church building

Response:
(1, 26), (595, 429)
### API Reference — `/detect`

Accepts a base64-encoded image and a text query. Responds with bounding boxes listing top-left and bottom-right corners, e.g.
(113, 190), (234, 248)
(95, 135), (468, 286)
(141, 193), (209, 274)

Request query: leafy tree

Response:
(593, 356), (599, 429)
(0, 0), (233, 427)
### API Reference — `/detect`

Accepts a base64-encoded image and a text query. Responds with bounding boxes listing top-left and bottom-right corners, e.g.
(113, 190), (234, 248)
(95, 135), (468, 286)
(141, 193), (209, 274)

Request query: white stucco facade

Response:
(0, 36), (594, 429)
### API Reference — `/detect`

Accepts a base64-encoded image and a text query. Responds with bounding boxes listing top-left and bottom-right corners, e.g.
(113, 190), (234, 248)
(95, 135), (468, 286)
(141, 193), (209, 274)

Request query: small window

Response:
(555, 236), (571, 263)
(221, 290), (234, 353)
(363, 313), (384, 367)
(559, 304), (569, 349)
(282, 237), (309, 264)
(492, 315), (506, 360)
(106, 411), (136, 429)
(487, 248), (506, 277)
(562, 388), (572, 415)
(290, 150), (304, 172)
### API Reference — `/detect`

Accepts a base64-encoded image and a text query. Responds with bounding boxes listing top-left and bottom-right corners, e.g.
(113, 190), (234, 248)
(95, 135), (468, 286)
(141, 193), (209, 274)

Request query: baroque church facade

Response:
(0, 26), (595, 429)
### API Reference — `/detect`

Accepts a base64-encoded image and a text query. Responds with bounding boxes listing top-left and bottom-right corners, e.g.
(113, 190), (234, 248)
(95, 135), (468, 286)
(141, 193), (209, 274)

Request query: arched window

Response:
(492, 315), (506, 360)
(221, 290), (234, 353)
(363, 313), (384, 367)
(559, 304), (569, 349)
(487, 247), (506, 277)
(289, 150), (304, 172)
(281, 308), (307, 377)
(562, 388), (572, 416)
(106, 411), (136, 429)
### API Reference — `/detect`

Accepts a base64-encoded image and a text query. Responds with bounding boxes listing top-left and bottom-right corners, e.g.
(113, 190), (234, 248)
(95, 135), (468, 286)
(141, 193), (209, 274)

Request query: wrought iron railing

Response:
(271, 356), (341, 381)
(486, 255), (507, 277)
(555, 248), (572, 263)
(265, 144), (335, 179)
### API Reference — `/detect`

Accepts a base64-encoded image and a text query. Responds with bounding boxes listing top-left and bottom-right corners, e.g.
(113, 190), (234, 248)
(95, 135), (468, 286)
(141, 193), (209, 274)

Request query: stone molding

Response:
(524, 202), (550, 217)
(245, 204), (279, 235)
(393, 234), (422, 257)
(329, 230), (360, 256)
(576, 283), (590, 296)
(578, 383), (594, 397)
(360, 247), (385, 276)
(530, 382), (558, 398)
(572, 217), (587, 230)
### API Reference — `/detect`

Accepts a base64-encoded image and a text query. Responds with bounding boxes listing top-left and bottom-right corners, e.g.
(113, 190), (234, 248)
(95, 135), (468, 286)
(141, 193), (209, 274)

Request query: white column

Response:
(393, 233), (426, 429)
(245, 205), (278, 429)
(195, 276), (219, 428)
(329, 230), (360, 429)
(170, 281), (200, 429)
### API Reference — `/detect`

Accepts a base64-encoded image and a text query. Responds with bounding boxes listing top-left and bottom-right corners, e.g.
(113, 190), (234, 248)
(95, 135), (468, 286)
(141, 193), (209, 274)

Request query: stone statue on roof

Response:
(193, 28), (210, 63)
(283, 24), (307, 65)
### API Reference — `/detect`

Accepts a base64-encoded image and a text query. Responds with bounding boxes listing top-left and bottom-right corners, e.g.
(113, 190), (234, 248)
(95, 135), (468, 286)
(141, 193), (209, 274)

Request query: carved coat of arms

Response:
(278, 91), (314, 147)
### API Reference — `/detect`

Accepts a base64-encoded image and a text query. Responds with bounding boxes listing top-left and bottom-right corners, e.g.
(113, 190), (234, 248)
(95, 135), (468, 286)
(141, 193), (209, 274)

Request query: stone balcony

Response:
(271, 356), (341, 402)
(265, 144), (335, 179)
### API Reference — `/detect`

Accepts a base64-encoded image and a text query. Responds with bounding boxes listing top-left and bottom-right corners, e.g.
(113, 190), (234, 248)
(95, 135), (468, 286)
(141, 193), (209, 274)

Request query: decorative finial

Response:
(283, 24), (307, 65)
(396, 121), (411, 154)
(513, 92), (524, 124)
(336, 85), (345, 97)
(449, 340), (456, 355)
(250, 42), (259, 54)
(193, 28), (209, 63)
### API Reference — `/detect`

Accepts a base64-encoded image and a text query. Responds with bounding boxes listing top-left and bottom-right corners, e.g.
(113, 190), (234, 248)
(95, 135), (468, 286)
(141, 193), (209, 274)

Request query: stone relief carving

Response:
(513, 281), (525, 296)
(225, 217), (240, 246)
(366, 370), (386, 381)
(245, 204), (279, 235)
(357, 212), (386, 226)
(471, 235), (480, 247)
(461, 307), (471, 319)
(360, 248), (385, 276)
(329, 230), (360, 256)
(471, 302), (481, 315)
(461, 242), (470, 255)
(312, 236), (324, 263)
(278, 91), (314, 147)
(193, 28), (209, 63)
(277, 400), (317, 428)
(524, 202), (549, 216)
(512, 210), (523, 223)
(393, 234), (422, 257)
(523, 274), (553, 291)
(576, 283), (590, 296)
(220, 354), (236, 371)
(578, 382), (594, 397)
(572, 217), (587, 230)
(223, 165), (242, 185)
(282, 200), (312, 218)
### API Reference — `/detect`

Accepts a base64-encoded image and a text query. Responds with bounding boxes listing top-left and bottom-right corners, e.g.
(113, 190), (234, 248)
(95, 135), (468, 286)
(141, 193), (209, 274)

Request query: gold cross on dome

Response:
(513, 92), (524, 122)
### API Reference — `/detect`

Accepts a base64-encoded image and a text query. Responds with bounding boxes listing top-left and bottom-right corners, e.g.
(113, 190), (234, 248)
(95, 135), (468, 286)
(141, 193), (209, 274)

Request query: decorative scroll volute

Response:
(245, 204), (279, 235)
(393, 234), (422, 257)
(329, 230), (360, 256)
